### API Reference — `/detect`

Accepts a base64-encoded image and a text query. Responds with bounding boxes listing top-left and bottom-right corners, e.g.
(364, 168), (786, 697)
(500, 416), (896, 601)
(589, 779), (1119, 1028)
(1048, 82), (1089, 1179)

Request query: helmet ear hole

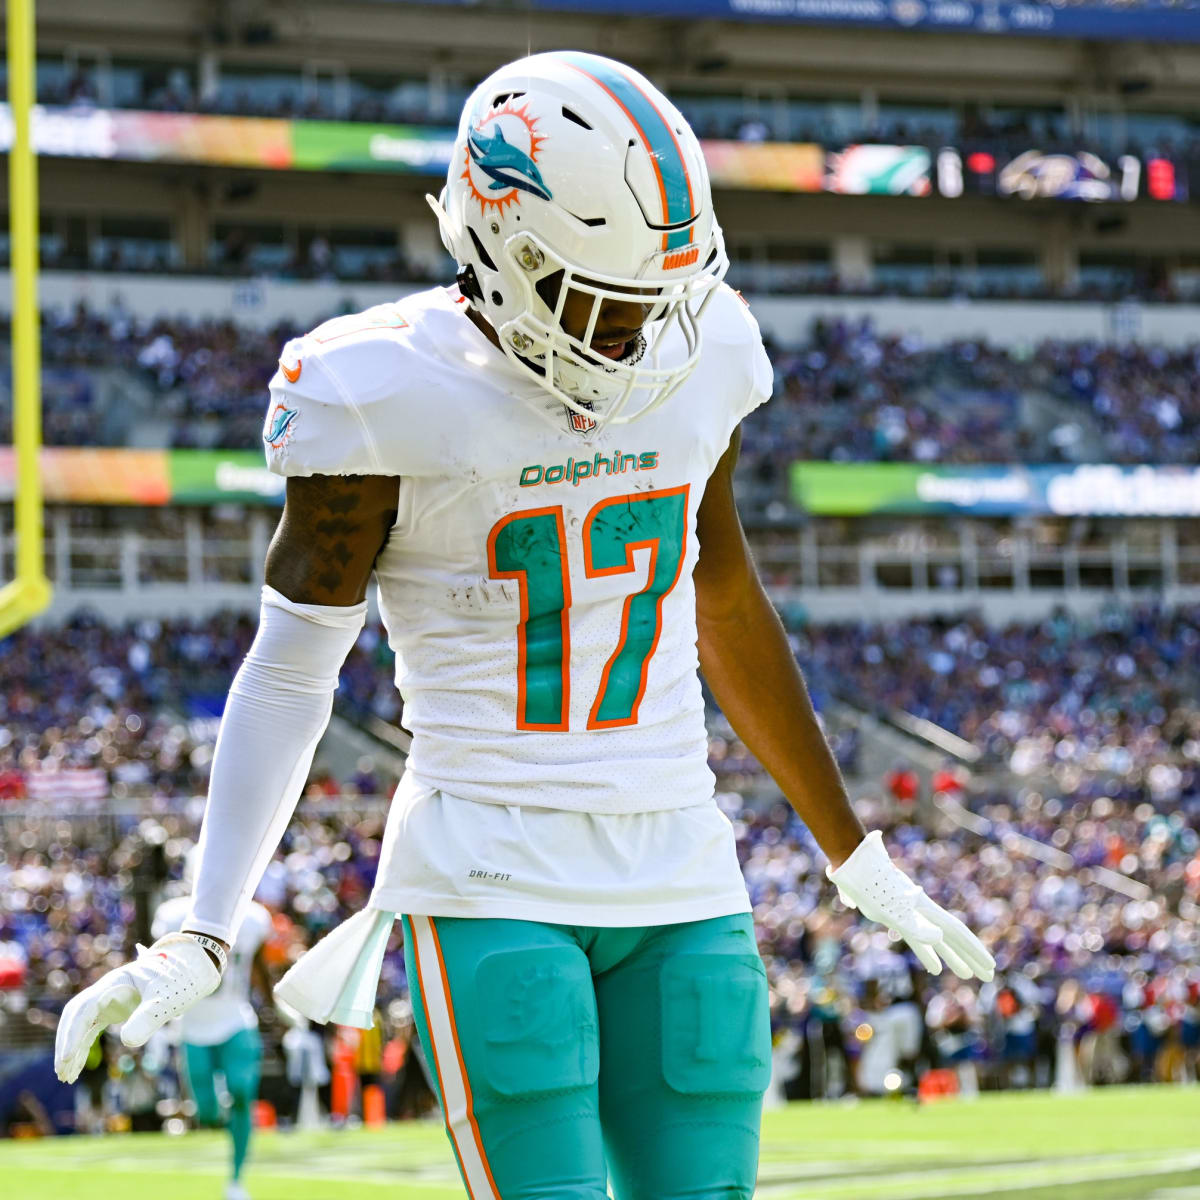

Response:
(490, 290), (503, 306)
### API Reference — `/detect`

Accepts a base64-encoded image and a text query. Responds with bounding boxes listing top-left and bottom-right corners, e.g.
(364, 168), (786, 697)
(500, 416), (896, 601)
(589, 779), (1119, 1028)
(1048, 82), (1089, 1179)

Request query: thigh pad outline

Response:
(475, 946), (600, 1099)
(660, 951), (771, 1097)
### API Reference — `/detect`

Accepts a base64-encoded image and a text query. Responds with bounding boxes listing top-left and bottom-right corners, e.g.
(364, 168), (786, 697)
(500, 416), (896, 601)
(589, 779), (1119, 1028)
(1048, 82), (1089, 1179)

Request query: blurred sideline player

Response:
(154, 862), (273, 1200)
(854, 978), (922, 1096)
(56, 51), (993, 1199)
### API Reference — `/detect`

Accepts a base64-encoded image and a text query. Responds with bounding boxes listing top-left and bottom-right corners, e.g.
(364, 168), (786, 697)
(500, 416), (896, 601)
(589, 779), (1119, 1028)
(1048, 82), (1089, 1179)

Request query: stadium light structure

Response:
(1, 0), (52, 637)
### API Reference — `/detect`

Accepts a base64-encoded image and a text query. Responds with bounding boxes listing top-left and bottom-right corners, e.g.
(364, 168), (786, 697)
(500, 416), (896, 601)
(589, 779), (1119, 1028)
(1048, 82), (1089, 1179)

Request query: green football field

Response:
(3, 1086), (1199, 1200)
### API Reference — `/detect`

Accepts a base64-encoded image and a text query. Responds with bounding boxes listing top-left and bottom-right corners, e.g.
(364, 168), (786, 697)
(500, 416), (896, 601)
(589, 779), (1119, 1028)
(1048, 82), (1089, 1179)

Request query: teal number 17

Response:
(486, 485), (690, 732)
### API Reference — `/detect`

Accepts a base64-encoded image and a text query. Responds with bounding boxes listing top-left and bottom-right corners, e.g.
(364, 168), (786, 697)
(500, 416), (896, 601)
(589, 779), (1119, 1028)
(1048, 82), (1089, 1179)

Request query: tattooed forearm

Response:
(265, 474), (400, 605)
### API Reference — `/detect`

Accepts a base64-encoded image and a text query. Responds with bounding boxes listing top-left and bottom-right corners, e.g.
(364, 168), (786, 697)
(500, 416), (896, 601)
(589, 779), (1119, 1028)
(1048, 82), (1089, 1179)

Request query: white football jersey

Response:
(153, 897), (273, 1046)
(265, 283), (771, 815)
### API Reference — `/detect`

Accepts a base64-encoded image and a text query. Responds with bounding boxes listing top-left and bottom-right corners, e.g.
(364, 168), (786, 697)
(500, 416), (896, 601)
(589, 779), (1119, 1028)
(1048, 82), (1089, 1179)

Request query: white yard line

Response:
(6, 1130), (1200, 1200)
(0, 1146), (463, 1188)
(756, 1150), (1200, 1199)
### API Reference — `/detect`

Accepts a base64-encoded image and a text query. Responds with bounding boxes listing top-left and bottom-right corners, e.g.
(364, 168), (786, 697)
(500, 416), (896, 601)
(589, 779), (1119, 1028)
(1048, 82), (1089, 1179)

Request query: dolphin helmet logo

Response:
(467, 125), (552, 201)
(462, 98), (551, 216)
(264, 403), (298, 450)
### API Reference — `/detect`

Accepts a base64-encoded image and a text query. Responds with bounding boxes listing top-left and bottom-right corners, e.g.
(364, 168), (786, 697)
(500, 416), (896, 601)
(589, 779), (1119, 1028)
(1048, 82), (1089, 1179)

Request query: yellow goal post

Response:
(1, 0), (51, 637)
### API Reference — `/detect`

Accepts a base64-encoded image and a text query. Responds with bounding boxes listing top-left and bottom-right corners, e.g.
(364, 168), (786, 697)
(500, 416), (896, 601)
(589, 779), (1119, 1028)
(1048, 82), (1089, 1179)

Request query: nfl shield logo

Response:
(567, 406), (597, 436)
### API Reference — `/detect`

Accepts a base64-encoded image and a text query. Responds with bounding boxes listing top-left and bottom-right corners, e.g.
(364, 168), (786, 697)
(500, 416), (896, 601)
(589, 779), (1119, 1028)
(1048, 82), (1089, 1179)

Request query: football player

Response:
(56, 52), (992, 1199)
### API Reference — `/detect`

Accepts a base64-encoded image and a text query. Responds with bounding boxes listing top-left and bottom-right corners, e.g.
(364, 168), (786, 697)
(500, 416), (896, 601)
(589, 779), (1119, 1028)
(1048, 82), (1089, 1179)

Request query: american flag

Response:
(24, 765), (109, 804)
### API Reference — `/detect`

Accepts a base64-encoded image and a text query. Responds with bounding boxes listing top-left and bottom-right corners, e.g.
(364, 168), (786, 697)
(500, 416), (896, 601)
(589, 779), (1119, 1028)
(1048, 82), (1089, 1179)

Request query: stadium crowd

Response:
(1034, 339), (1200, 467)
(748, 318), (1200, 469)
(5, 304), (1199, 465)
(4, 604), (1195, 808)
(738, 789), (1199, 1098)
(788, 604), (1200, 781)
(0, 608), (400, 810)
(2, 753), (1196, 1127)
(1, 601), (1197, 1130)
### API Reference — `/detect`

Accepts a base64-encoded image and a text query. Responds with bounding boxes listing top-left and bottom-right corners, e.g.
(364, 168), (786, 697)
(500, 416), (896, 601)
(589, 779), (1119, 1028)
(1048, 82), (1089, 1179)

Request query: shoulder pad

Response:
(264, 303), (413, 477)
(700, 284), (774, 425)
(306, 304), (413, 353)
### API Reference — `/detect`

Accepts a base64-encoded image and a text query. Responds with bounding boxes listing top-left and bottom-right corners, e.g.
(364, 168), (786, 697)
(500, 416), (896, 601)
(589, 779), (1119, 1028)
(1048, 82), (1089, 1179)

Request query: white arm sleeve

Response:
(184, 584), (367, 943)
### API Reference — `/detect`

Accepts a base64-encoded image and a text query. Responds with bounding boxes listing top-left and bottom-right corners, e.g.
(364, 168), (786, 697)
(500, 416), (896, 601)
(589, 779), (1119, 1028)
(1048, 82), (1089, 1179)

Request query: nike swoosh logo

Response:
(280, 359), (302, 384)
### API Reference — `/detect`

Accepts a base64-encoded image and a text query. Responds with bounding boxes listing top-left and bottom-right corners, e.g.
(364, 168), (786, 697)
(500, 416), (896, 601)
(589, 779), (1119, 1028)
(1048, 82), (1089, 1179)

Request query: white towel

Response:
(274, 907), (397, 1029)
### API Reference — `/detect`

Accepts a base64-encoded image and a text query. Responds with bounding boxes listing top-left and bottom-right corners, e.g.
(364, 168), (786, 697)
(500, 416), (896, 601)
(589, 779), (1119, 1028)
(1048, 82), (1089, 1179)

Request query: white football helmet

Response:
(428, 50), (728, 433)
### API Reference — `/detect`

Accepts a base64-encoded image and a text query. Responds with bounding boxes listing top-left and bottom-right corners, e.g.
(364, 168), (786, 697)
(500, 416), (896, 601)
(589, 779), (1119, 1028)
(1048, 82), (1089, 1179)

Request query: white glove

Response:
(827, 830), (995, 982)
(54, 932), (223, 1083)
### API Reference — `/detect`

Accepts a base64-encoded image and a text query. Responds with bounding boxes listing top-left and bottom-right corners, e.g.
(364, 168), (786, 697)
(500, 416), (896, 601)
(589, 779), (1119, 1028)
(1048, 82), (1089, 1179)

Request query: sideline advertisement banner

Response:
(0, 105), (455, 174)
(0, 448), (171, 505)
(5, 452), (1200, 514)
(790, 462), (1200, 516)
(0, 105), (1191, 203)
(168, 451), (287, 504)
(291, 120), (458, 173)
(0, 105), (291, 168)
(825, 144), (931, 196)
(0, 449), (285, 505)
(703, 140), (825, 192)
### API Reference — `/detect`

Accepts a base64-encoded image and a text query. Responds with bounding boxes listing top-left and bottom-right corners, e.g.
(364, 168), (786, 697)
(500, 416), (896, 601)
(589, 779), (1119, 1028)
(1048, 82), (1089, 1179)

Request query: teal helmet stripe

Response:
(557, 52), (695, 250)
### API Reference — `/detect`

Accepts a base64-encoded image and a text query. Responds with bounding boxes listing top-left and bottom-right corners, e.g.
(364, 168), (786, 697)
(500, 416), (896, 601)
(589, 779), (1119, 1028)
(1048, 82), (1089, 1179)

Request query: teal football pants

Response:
(402, 912), (770, 1200)
(182, 1027), (262, 1182)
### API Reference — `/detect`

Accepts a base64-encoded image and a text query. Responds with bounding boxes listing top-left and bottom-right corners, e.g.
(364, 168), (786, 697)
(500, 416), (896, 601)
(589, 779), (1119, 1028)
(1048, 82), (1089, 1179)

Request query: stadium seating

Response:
(4, 306), (1197, 465)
